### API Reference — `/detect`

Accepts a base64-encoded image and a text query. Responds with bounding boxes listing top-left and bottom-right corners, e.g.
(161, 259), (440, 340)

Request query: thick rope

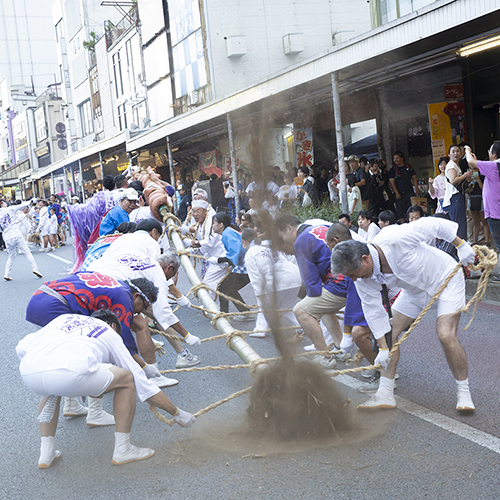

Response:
(157, 209), (497, 424)
(149, 387), (252, 426)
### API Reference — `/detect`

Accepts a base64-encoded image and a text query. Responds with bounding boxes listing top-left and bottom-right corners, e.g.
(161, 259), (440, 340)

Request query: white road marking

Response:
(47, 253), (73, 264)
(336, 374), (500, 455)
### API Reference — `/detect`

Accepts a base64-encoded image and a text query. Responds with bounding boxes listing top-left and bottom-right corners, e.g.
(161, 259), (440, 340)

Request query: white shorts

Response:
(392, 271), (465, 319)
(22, 364), (115, 398)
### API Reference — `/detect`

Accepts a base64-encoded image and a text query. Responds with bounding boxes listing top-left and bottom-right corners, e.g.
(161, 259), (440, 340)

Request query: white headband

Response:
(192, 200), (208, 209)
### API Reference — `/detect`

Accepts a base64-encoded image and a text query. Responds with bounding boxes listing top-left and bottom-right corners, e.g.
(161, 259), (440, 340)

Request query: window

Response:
(113, 51), (124, 97)
(117, 103), (127, 131)
(78, 100), (93, 136)
(374, 0), (436, 27)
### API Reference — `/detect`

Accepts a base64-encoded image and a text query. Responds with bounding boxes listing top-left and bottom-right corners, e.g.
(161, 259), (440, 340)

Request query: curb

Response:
(466, 279), (500, 306)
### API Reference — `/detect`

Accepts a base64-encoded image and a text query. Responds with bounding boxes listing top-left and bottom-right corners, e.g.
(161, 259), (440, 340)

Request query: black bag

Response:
(470, 195), (482, 213)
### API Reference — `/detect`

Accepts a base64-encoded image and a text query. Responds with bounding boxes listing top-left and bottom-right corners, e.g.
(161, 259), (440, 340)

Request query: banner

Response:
(294, 128), (314, 169)
(427, 102), (453, 174)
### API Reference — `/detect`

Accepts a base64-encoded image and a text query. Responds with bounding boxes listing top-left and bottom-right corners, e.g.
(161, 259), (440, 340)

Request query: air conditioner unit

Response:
(187, 90), (199, 106)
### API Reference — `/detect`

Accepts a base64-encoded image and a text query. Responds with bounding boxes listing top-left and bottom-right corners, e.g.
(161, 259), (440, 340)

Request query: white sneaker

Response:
(112, 442), (154, 465)
(86, 397), (115, 427)
(303, 344), (317, 352)
(357, 392), (397, 410)
(38, 436), (61, 469)
(312, 354), (337, 370)
(63, 397), (88, 417)
(48, 247), (55, 252)
(249, 332), (266, 338)
(456, 387), (475, 412)
(38, 450), (62, 469)
(39, 248), (47, 253)
(148, 375), (179, 388)
(362, 369), (376, 379)
(152, 339), (164, 348)
(332, 349), (351, 362)
(176, 349), (201, 368)
(232, 314), (254, 322)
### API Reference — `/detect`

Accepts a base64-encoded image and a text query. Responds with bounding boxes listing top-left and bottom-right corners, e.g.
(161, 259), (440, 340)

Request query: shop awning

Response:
(32, 131), (129, 180)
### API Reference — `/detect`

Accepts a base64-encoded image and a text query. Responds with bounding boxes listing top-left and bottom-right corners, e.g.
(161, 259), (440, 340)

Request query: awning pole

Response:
(167, 136), (178, 212)
(78, 159), (85, 200)
(227, 113), (240, 215)
(99, 151), (105, 189)
(331, 72), (348, 213)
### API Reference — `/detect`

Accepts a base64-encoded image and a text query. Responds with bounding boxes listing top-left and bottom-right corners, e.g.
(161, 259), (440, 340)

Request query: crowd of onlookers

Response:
(174, 141), (500, 263)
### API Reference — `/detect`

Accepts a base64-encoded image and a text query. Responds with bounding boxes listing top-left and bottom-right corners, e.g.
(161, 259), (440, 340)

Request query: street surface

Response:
(1, 240), (500, 500)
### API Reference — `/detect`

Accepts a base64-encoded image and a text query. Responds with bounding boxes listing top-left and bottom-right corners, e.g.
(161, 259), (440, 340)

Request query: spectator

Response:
(210, 174), (225, 211)
(316, 167), (330, 201)
(428, 157), (449, 214)
(466, 172), (491, 246)
(378, 209), (397, 229)
(273, 166), (285, 187)
(114, 174), (127, 189)
(347, 174), (362, 215)
(465, 142), (500, 251)
(297, 166), (319, 207)
(338, 213), (357, 233)
(407, 205), (424, 222)
(388, 150), (419, 222)
(177, 184), (191, 223)
(443, 145), (472, 240)
(357, 210), (381, 241)
(367, 159), (389, 216)
(347, 155), (369, 209)
(240, 212), (253, 230)
(277, 174), (298, 208)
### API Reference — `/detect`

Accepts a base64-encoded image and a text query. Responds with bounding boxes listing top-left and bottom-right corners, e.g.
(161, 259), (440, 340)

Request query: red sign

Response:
(444, 84), (464, 101)
(443, 102), (466, 117)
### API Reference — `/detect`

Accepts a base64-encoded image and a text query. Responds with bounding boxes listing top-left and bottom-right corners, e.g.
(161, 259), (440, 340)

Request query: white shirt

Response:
(0, 201), (30, 239)
(443, 161), (461, 207)
(17, 314), (159, 403)
(16, 211), (31, 237)
(245, 240), (302, 297)
(49, 214), (58, 234)
(87, 247), (177, 329)
(129, 206), (155, 224)
(354, 217), (460, 339)
(100, 230), (161, 260)
(358, 222), (381, 242)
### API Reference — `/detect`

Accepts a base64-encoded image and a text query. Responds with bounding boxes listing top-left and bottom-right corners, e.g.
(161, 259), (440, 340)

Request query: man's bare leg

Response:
(321, 313), (342, 347)
(352, 326), (375, 363)
(437, 313), (474, 412)
(357, 310), (414, 410)
(132, 314), (156, 363)
(293, 305), (327, 351)
(436, 313), (467, 380)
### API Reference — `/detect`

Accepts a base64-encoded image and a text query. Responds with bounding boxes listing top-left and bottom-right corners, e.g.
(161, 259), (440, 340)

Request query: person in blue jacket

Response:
(209, 212), (252, 321)
(99, 188), (139, 236)
(276, 214), (348, 369)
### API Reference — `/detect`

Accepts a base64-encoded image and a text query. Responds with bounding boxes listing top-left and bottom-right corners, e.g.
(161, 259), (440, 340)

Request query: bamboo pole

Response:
(161, 208), (263, 370)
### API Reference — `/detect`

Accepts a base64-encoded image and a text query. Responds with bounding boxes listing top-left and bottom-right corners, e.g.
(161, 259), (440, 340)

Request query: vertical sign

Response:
(294, 128), (314, 169)
(427, 102), (453, 174)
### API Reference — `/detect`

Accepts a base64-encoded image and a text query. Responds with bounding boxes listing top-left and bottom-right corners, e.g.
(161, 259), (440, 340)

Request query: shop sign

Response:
(35, 106), (47, 142)
(443, 101), (466, 117)
(428, 102), (453, 174)
(294, 128), (314, 168)
(12, 114), (29, 163)
(444, 84), (464, 100)
(35, 144), (50, 158)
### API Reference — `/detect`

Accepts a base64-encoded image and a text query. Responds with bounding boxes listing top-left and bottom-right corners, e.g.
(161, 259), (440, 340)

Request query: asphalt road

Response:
(1, 240), (500, 500)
